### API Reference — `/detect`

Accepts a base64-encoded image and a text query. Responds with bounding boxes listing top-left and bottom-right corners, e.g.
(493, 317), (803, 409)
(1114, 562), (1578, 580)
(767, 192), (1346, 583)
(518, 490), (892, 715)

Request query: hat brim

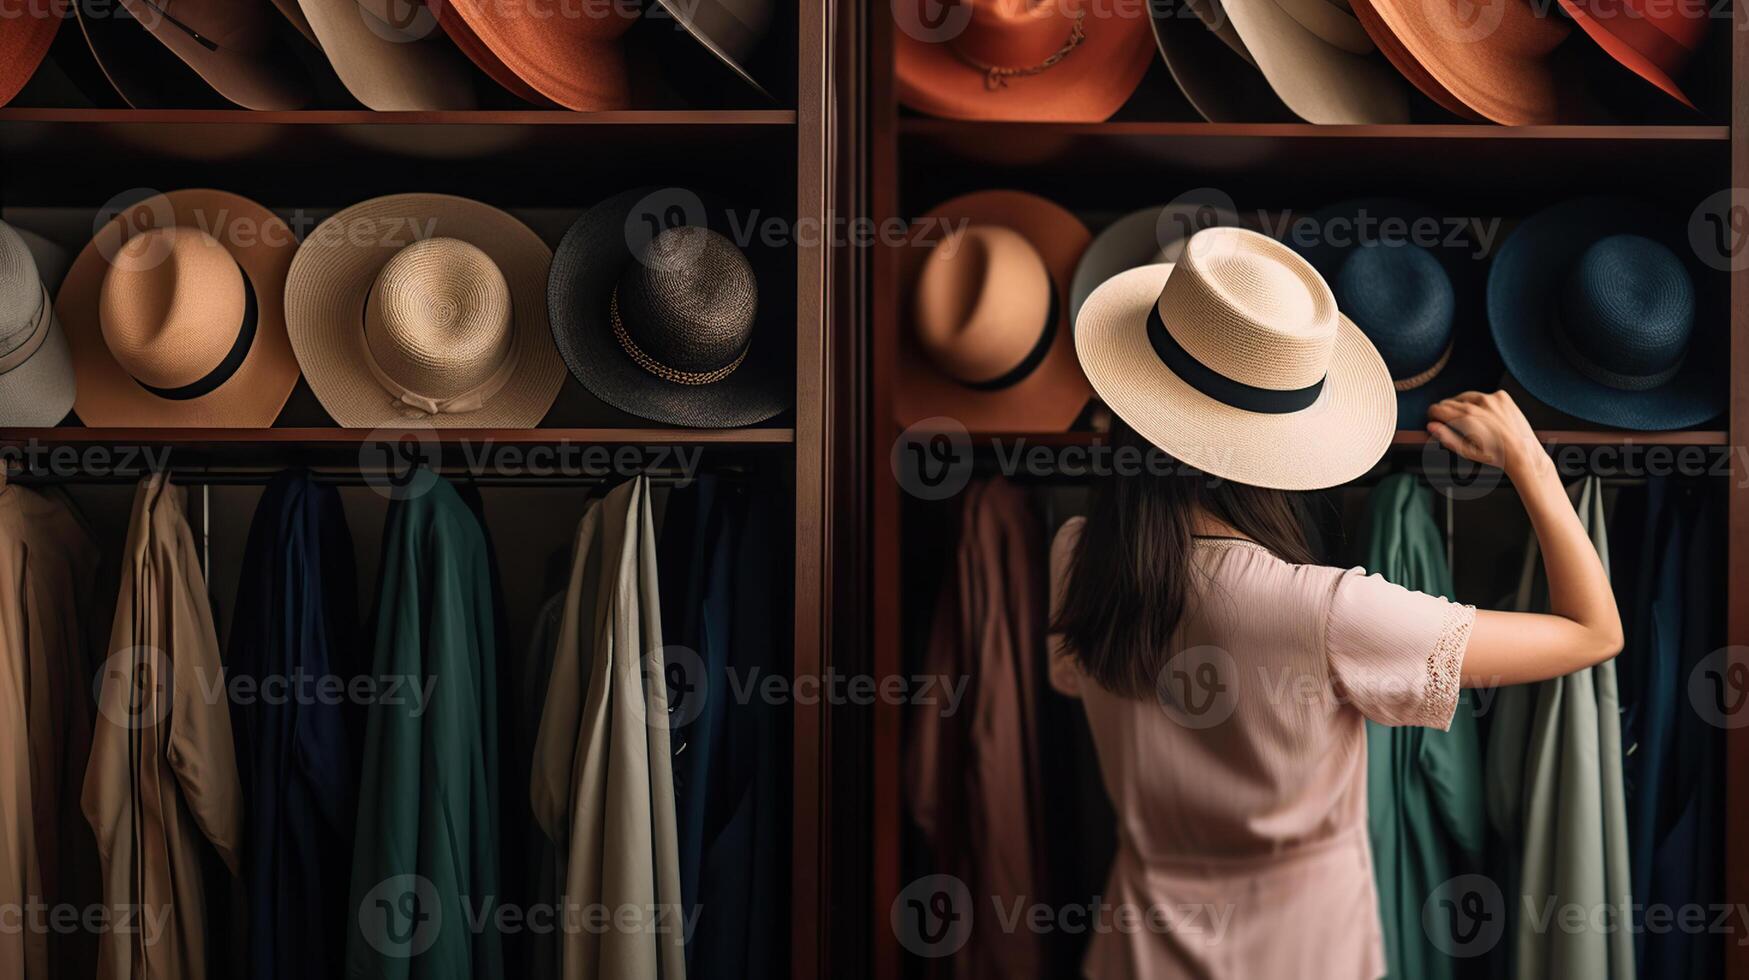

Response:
(897, 190), (1092, 432)
(1071, 204), (1245, 325)
(1291, 198), (1502, 428)
(1221, 0), (1409, 123)
(1077, 264), (1396, 490)
(295, 0), (476, 110)
(0, 0), (62, 106)
(655, 0), (773, 98)
(1149, 2), (1296, 123)
(895, 3), (1154, 121)
(286, 194), (565, 429)
(548, 188), (792, 428)
(1487, 197), (1725, 431)
(434, 0), (630, 110)
(111, 0), (310, 109)
(58, 189), (301, 427)
(1554, 0), (1695, 108)
(431, 3), (549, 105)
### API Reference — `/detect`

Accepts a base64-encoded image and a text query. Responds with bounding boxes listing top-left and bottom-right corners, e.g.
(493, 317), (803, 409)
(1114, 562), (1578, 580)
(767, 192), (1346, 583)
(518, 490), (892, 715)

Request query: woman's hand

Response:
(1425, 390), (1543, 476)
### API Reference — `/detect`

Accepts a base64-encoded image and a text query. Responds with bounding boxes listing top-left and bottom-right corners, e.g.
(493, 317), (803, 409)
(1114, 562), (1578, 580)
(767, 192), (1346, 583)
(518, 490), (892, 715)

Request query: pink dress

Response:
(1049, 520), (1475, 980)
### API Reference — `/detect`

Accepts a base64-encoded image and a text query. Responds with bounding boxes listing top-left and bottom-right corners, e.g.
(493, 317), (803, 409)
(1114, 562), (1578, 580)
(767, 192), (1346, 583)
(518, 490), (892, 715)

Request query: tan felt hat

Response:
(897, 190), (1093, 432)
(286, 194), (565, 429)
(1074, 227), (1395, 490)
(433, 0), (635, 109)
(294, 0), (477, 110)
(1221, 0), (1411, 122)
(58, 190), (301, 428)
(896, 0), (1155, 122)
(114, 0), (312, 109)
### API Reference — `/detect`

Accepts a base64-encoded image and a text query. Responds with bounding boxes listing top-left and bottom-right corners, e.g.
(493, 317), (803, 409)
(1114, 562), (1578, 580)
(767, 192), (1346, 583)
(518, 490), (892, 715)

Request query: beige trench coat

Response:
(531, 477), (686, 980)
(83, 475), (241, 980)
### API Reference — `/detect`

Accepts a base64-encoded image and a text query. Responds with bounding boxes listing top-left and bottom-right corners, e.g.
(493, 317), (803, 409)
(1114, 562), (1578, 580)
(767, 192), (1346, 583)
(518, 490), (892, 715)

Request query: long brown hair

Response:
(1050, 418), (1319, 698)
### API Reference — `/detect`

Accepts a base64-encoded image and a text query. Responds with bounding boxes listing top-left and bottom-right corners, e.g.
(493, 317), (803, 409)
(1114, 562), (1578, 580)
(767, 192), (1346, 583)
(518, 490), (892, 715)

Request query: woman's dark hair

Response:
(1050, 417), (1318, 698)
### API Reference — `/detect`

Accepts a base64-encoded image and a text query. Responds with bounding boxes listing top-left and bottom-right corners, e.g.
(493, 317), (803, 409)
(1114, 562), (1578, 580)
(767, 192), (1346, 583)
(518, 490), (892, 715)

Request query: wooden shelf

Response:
(901, 119), (1729, 141)
(0, 108), (797, 126)
(0, 427), (795, 447)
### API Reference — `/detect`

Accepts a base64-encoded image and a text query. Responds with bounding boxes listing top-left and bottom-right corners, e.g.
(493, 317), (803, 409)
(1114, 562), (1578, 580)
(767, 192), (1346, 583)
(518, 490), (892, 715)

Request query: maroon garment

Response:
(905, 478), (1049, 979)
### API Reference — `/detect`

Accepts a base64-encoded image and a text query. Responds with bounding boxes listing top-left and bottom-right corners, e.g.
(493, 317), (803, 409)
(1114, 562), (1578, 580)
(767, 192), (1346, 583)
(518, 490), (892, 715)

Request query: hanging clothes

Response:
(515, 591), (566, 980)
(658, 477), (787, 980)
(345, 474), (503, 980)
(906, 476), (1049, 980)
(0, 477), (104, 980)
(83, 473), (243, 980)
(1485, 476), (1633, 980)
(228, 471), (360, 980)
(530, 476), (686, 980)
(1359, 474), (1486, 980)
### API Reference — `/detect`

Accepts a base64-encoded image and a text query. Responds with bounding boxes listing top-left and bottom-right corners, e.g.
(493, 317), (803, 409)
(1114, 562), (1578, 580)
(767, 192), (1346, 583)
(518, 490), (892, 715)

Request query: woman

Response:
(1055, 229), (1622, 978)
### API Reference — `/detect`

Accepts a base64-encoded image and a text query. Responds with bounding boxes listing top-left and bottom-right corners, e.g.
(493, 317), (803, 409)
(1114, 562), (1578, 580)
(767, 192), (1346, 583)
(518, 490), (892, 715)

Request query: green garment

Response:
(1484, 477), (1633, 980)
(1361, 475), (1487, 980)
(346, 476), (503, 980)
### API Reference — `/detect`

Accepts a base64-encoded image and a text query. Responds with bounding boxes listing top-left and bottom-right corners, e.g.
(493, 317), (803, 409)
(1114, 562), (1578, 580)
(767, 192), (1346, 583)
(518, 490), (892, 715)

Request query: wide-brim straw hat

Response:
(548, 188), (792, 428)
(1148, 0), (1294, 123)
(0, 0), (64, 106)
(1487, 197), (1724, 430)
(895, 0), (1155, 122)
(1075, 227), (1395, 489)
(897, 190), (1093, 432)
(1349, 0), (1584, 124)
(1221, 0), (1411, 122)
(0, 221), (76, 427)
(294, 0), (477, 110)
(58, 189), (301, 427)
(655, 0), (775, 97)
(432, 0), (636, 109)
(286, 193), (565, 428)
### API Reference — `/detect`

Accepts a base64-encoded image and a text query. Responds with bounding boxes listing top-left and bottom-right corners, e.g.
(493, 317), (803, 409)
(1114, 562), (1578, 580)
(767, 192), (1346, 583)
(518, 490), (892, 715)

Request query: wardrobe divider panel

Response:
(1727, 4), (1749, 976)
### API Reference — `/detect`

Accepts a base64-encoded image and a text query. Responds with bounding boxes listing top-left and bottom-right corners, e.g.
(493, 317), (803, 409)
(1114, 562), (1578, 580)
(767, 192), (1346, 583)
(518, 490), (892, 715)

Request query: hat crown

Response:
(1159, 228), (1336, 390)
(0, 222), (44, 347)
(955, 0), (1081, 68)
(1558, 234), (1693, 380)
(1334, 243), (1454, 379)
(365, 238), (515, 401)
(914, 225), (1053, 385)
(99, 227), (246, 389)
(619, 227), (758, 374)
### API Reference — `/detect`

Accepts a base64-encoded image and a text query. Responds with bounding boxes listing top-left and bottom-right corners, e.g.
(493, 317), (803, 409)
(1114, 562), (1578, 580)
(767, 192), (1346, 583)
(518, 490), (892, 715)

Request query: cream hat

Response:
(1074, 227), (1395, 489)
(286, 194), (564, 429)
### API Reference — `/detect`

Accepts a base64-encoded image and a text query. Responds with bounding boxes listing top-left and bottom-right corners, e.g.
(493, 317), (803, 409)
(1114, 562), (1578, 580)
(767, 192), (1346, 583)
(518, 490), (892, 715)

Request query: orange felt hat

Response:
(0, 0), (63, 106)
(429, 0), (636, 110)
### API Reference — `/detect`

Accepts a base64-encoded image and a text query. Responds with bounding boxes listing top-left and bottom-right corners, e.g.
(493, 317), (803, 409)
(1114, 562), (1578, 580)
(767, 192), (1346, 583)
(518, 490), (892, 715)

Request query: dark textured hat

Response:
(1487, 197), (1724, 431)
(548, 188), (790, 427)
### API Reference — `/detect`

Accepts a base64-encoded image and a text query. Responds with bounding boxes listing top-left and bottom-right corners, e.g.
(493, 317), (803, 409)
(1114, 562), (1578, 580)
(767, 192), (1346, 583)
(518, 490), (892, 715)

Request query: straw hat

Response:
(1070, 201), (1245, 323)
(1221, 0), (1411, 122)
(654, 0), (775, 97)
(895, 0), (1155, 122)
(74, 0), (311, 109)
(0, 221), (76, 427)
(897, 190), (1092, 432)
(1075, 227), (1395, 489)
(548, 188), (791, 428)
(1149, 0), (1294, 122)
(57, 190), (301, 427)
(0, 0), (63, 106)
(432, 0), (636, 110)
(1555, 0), (1707, 107)
(293, 0), (476, 110)
(286, 194), (564, 428)
(1349, 0), (1582, 124)
(1487, 198), (1723, 431)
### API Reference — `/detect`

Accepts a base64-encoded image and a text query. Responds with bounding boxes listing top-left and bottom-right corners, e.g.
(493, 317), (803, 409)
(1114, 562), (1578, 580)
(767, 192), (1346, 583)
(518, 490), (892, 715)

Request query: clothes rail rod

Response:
(6, 469), (743, 488)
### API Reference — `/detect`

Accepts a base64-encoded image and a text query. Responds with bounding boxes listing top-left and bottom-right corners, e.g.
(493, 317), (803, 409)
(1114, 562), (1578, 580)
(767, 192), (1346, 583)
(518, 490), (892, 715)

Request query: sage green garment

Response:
(1361, 475), (1486, 980)
(345, 475), (503, 980)
(1485, 477), (1633, 980)
(530, 477), (686, 980)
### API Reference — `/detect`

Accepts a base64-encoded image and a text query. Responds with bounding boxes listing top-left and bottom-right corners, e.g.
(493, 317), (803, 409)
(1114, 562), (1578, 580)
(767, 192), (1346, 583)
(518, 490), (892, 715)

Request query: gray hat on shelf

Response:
(0, 221), (76, 427)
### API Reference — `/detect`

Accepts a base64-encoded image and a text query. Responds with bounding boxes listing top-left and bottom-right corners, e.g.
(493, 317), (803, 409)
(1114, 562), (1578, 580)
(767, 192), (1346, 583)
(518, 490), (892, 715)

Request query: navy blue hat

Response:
(1289, 199), (1501, 429)
(1487, 198), (1724, 431)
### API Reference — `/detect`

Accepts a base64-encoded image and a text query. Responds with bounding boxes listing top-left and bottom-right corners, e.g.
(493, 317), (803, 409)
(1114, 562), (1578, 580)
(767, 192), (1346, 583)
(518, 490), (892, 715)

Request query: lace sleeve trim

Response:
(1411, 601), (1475, 729)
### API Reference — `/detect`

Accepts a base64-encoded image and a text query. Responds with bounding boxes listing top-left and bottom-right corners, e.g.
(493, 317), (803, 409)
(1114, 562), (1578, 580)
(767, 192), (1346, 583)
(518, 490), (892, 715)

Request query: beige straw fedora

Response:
(896, 190), (1092, 432)
(1074, 227), (1395, 489)
(57, 190), (300, 428)
(286, 194), (564, 428)
(1222, 0), (1411, 122)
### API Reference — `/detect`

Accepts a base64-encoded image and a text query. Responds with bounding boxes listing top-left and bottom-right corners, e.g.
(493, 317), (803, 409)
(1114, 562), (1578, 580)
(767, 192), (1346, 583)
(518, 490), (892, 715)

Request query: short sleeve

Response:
(1325, 568), (1474, 730)
(1046, 517), (1084, 698)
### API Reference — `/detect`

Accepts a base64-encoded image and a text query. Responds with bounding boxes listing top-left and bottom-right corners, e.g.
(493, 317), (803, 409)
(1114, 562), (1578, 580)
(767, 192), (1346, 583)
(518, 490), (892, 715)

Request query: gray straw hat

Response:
(0, 222), (76, 427)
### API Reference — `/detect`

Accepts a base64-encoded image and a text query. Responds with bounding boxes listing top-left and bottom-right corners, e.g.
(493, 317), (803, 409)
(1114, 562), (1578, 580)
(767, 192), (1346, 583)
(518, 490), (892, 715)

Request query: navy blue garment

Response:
(227, 470), (360, 980)
(658, 478), (788, 979)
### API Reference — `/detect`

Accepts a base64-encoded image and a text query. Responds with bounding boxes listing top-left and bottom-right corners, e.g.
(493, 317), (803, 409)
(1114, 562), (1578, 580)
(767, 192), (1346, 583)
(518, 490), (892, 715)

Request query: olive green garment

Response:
(1484, 477), (1633, 980)
(345, 475), (503, 980)
(530, 477), (686, 980)
(1361, 475), (1486, 980)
